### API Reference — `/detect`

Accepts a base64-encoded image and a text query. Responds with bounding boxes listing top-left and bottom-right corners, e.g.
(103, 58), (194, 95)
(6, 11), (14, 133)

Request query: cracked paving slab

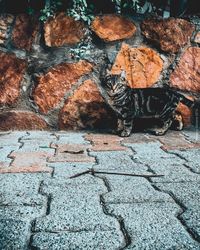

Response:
(156, 182), (200, 240)
(34, 180), (122, 233)
(31, 230), (125, 250)
(169, 148), (200, 173)
(107, 202), (200, 250)
(100, 176), (173, 204)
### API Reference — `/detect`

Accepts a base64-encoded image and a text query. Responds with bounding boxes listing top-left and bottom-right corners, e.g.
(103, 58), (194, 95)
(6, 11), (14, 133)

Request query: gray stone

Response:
(55, 132), (89, 144)
(182, 127), (200, 144)
(170, 148), (200, 173)
(31, 230), (125, 250)
(0, 146), (16, 165)
(0, 173), (50, 206)
(107, 203), (200, 249)
(156, 182), (200, 238)
(0, 218), (30, 250)
(91, 150), (148, 173)
(102, 176), (173, 204)
(34, 182), (120, 232)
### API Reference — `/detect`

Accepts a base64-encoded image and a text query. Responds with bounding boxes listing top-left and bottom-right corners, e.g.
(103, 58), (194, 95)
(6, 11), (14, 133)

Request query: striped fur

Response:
(103, 74), (198, 137)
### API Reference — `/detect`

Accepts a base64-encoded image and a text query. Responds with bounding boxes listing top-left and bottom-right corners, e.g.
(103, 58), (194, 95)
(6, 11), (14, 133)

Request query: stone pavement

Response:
(0, 128), (200, 250)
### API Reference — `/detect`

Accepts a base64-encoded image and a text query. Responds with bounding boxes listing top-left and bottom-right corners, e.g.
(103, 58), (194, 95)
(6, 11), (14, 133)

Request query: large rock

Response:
(0, 111), (48, 130)
(91, 14), (136, 42)
(0, 52), (27, 106)
(59, 80), (116, 130)
(33, 61), (93, 114)
(44, 13), (85, 47)
(170, 47), (200, 93)
(0, 14), (14, 45)
(141, 18), (195, 53)
(12, 14), (39, 51)
(111, 43), (163, 88)
(176, 103), (192, 126)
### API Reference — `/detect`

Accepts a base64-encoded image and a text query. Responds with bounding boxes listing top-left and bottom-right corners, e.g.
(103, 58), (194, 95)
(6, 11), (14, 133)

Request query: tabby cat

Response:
(102, 73), (199, 137)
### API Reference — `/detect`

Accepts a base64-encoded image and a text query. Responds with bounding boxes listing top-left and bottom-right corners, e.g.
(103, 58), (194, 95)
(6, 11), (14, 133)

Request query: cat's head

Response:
(103, 72), (127, 96)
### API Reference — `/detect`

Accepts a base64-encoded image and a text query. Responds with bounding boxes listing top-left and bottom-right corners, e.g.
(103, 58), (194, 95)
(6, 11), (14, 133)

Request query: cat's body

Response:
(102, 74), (198, 137)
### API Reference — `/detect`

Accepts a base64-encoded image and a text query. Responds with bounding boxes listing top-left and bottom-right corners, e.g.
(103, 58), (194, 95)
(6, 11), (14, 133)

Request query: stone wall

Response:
(0, 12), (199, 131)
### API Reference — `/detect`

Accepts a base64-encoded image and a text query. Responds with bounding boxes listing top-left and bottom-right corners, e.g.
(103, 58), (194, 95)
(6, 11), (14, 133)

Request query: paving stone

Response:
(121, 133), (157, 144)
(0, 146), (16, 166)
(55, 132), (89, 144)
(150, 163), (200, 183)
(107, 203), (200, 249)
(49, 143), (95, 163)
(85, 133), (127, 151)
(170, 148), (200, 173)
(182, 127), (200, 144)
(127, 142), (185, 166)
(49, 162), (94, 179)
(0, 173), (50, 206)
(31, 230), (125, 250)
(90, 150), (148, 173)
(34, 183), (120, 232)
(102, 176), (173, 204)
(21, 131), (57, 141)
(0, 151), (53, 174)
(156, 182), (200, 238)
(0, 218), (30, 250)
(157, 131), (198, 150)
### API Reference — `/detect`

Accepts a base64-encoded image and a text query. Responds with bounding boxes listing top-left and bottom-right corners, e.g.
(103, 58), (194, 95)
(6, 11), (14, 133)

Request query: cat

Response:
(101, 73), (199, 137)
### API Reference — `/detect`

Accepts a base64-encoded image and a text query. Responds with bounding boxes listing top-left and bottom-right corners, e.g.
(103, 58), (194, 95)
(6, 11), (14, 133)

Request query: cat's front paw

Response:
(119, 130), (131, 137)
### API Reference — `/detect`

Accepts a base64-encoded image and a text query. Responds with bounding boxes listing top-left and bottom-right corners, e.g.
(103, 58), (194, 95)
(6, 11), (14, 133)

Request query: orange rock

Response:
(176, 103), (192, 126)
(141, 18), (194, 53)
(12, 14), (39, 51)
(44, 13), (85, 47)
(33, 61), (93, 114)
(91, 14), (136, 42)
(111, 43), (163, 88)
(0, 52), (27, 105)
(170, 47), (200, 93)
(0, 111), (48, 130)
(59, 79), (116, 130)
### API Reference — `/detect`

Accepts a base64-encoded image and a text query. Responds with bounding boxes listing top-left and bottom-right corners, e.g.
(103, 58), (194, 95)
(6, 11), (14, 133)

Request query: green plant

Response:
(70, 35), (93, 60)
(111, 0), (142, 13)
(40, 0), (62, 22)
(67, 0), (94, 25)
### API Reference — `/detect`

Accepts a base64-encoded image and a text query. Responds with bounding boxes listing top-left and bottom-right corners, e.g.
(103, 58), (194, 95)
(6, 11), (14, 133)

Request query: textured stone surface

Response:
(0, 111), (48, 130)
(59, 80), (116, 130)
(0, 218), (30, 250)
(32, 230), (125, 250)
(141, 18), (195, 53)
(0, 52), (27, 106)
(34, 182), (120, 232)
(0, 151), (53, 174)
(44, 13), (85, 47)
(111, 43), (163, 88)
(0, 14), (14, 45)
(91, 14), (136, 42)
(107, 203), (200, 250)
(85, 133), (127, 151)
(170, 47), (200, 93)
(49, 143), (95, 163)
(12, 14), (39, 51)
(33, 61), (93, 114)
